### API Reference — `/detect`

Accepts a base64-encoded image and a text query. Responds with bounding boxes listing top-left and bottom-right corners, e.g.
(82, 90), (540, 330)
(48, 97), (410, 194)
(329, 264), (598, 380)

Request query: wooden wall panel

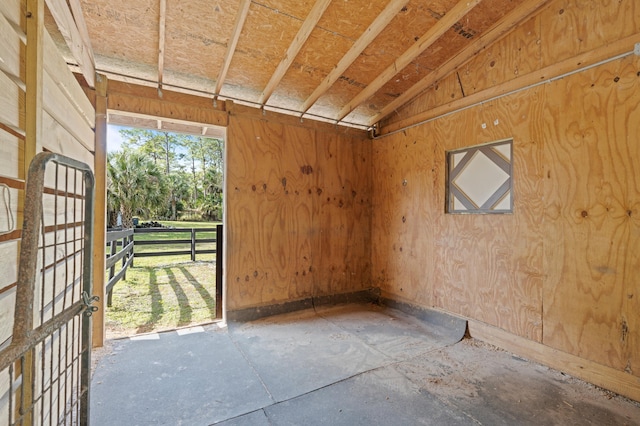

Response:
(542, 55), (640, 371)
(0, 0), (20, 27)
(226, 111), (370, 311)
(315, 132), (371, 297)
(0, 0), (24, 349)
(372, 19), (639, 397)
(43, 70), (94, 152)
(457, 16), (540, 96)
(0, 132), (24, 179)
(42, 110), (95, 169)
(0, 10), (22, 83)
(371, 125), (436, 307)
(226, 115), (317, 309)
(0, 286), (16, 346)
(0, 71), (21, 131)
(374, 87), (545, 341)
(43, 32), (95, 129)
(539, 0), (640, 68)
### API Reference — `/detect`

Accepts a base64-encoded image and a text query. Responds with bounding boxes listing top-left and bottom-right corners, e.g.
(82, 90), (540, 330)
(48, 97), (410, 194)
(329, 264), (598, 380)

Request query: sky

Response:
(107, 124), (127, 152)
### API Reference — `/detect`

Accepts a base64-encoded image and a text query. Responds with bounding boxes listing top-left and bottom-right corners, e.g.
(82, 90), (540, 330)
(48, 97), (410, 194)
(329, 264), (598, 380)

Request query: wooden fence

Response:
(104, 225), (223, 317)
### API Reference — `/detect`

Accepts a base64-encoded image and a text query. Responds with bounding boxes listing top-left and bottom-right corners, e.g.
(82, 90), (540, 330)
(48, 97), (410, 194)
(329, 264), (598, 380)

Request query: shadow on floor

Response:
(91, 303), (640, 425)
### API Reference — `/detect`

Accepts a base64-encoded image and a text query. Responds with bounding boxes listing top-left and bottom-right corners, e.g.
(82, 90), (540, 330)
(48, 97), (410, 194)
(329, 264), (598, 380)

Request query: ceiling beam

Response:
(158, 0), (167, 91)
(336, 0), (482, 122)
(67, 0), (95, 66)
(300, 0), (408, 116)
(259, 0), (333, 105)
(370, 0), (553, 126)
(214, 0), (251, 100)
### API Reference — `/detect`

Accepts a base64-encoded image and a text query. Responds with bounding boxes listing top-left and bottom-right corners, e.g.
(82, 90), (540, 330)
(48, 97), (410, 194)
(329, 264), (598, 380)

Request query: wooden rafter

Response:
(215, 0), (251, 100)
(336, 0), (482, 122)
(259, 0), (333, 105)
(67, 0), (95, 66)
(158, 0), (167, 90)
(300, 0), (408, 116)
(45, 0), (95, 87)
(370, 0), (552, 126)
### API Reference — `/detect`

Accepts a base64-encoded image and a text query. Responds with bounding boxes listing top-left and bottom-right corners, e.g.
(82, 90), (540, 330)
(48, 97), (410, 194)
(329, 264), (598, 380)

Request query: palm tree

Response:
(107, 150), (168, 228)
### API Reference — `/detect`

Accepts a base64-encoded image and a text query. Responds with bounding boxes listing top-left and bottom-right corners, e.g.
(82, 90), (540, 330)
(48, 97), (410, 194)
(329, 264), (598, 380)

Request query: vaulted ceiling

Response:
(46, 0), (550, 130)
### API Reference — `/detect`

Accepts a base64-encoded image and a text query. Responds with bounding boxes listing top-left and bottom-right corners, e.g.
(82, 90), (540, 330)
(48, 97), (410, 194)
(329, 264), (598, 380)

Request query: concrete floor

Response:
(90, 303), (640, 425)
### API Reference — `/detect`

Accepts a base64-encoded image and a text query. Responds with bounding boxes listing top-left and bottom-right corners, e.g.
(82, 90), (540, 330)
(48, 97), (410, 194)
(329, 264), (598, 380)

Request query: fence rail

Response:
(106, 228), (134, 307)
(105, 225), (223, 318)
(133, 227), (218, 260)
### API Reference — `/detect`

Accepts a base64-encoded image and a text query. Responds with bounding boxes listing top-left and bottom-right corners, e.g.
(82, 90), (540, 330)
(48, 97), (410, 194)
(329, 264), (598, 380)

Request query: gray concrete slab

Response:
(91, 304), (640, 426)
(263, 365), (475, 426)
(313, 303), (464, 361)
(228, 307), (391, 402)
(394, 339), (640, 426)
(90, 325), (273, 425)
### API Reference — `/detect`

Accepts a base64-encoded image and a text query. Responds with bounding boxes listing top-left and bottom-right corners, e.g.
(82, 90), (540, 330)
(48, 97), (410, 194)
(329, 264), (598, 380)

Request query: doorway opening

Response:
(103, 112), (226, 340)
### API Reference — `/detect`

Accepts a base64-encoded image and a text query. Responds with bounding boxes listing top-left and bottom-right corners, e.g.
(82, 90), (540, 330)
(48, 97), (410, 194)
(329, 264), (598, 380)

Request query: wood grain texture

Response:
(542, 55), (640, 372)
(226, 115), (317, 309)
(457, 16), (540, 96)
(539, 0), (640, 68)
(373, 51), (639, 393)
(0, 10), (22, 84)
(0, 286), (16, 346)
(315, 131), (372, 297)
(0, 0), (20, 28)
(374, 87), (545, 341)
(42, 111), (94, 169)
(43, 70), (95, 152)
(0, 131), (24, 180)
(43, 31), (95, 128)
(371, 125), (437, 307)
(226, 111), (370, 311)
(0, 70), (21, 130)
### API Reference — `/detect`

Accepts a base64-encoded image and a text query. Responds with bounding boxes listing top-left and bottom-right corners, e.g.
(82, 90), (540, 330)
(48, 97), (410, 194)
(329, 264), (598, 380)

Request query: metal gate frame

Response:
(0, 152), (99, 425)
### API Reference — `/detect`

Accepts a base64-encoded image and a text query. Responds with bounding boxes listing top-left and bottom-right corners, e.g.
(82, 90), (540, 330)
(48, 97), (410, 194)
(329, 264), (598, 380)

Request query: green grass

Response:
(106, 220), (221, 338)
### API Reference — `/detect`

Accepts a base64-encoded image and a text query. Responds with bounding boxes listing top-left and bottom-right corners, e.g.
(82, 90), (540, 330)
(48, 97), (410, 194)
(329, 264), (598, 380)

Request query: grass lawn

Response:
(105, 220), (221, 338)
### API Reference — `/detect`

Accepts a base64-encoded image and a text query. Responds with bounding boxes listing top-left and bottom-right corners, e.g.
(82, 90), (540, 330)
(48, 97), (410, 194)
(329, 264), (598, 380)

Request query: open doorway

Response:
(104, 113), (226, 339)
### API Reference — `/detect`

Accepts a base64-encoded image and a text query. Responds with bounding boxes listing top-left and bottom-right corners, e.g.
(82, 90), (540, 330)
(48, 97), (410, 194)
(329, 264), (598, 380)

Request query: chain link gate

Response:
(0, 153), (99, 425)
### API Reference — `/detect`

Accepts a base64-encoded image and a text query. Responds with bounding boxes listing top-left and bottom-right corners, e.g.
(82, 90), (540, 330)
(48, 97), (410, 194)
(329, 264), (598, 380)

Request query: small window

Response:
(446, 139), (513, 214)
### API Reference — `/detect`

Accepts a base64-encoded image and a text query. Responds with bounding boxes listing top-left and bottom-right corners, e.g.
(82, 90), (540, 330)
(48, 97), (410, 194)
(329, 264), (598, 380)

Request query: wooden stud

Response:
(214, 0), (251, 99)
(259, 0), (333, 105)
(158, 0), (166, 89)
(92, 73), (107, 348)
(24, 0), (44, 168)
(300, 0), (408, 115)
(336, 0), (483, 122)
(107, 87), (229, 127)
(378, 31), (640, 135)
(370, 0), (553, 126)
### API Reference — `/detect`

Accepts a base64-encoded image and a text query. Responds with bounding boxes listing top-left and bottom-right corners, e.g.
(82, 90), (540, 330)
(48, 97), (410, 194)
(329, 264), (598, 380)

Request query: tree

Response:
(107, 150), (168, 228)
(200, 168), (223, 220)
(167, 172), (191, 220)
(120, 128), (185, 175)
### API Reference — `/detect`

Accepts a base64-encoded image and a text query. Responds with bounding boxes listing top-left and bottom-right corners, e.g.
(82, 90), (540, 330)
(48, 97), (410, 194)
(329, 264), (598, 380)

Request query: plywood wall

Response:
(372, 0), (639, 392)
(226, 108), (371, 312)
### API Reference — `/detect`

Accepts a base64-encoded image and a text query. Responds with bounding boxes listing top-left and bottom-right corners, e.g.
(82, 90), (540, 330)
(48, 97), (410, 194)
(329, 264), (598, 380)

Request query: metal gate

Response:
(0, 153), (99, 425)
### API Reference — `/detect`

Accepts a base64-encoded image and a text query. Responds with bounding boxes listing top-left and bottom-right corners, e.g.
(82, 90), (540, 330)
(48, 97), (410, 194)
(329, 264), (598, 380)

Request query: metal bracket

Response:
(635, 43), (640, 56)
(82, 291), (100, 317)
